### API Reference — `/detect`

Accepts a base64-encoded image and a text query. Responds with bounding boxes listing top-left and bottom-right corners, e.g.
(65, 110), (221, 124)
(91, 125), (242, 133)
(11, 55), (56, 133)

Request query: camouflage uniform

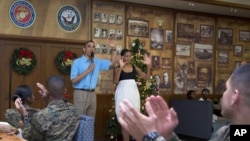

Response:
(5, 104), (39, 128)
(22, 99), (80, 141)
(209, 124), (230, 141)
(153, 125), (230, 141)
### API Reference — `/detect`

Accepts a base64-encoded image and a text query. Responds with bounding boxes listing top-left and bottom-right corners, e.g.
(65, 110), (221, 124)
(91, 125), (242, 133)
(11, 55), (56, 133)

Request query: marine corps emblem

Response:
(9, 0), (36, 28)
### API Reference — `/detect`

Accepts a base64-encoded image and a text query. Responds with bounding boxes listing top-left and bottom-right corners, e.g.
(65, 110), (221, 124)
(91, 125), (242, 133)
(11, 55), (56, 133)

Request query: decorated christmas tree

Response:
(106, 38), (158, 140)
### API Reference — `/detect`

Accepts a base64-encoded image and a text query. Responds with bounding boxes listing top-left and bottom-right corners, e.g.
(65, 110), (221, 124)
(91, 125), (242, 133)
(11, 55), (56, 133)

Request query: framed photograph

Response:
(159, 71), (171, 89)
(101, 29), (108, 38)
(194, 43), (213, 61)
(197, 67), (212, 81)
(187, 61), (195, 74)
(218, 27), (233, 45)
(200, 24), (214, 38)
(109, 14), (116, 24)
(152, 56), (160, 69)
(116, 30), (123, 40)
(245, 48), (250, 53)
(218, 50), (229, 65)
(239, 30), (250, 42)
(101, 13), (108, 23)
(175, 43), (191, 57)
(116, 15), (123, 24)
(150, 28), (164, 49)
(94, 27), (101, 38)
(127, 19), (149, 37)
(162, 58), (172, 69)
(165, 30), (173, 44)
(177, 23), (194, 38)
(93, 12), (100, 22)
(95, 43), (100, 54)
(234, 45), (243, 57)
(101, 44), (108, 54)
(109, 29), (115, 37)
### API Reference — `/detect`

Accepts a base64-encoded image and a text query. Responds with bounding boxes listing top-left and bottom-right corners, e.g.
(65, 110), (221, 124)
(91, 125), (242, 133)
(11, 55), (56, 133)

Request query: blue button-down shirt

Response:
(70, 55), (110, 89)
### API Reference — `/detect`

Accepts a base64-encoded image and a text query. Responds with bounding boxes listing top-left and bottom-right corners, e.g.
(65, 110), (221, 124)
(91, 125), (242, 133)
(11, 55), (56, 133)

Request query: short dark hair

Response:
(230, 63), (250, 106)
(46, 75), (65, 99)
(83, 40), (95, 47)
(201, 88), (210, 94)
(12, 85), (33, 104)
(187, 90), (195, 99)
(120, 49), (130, 56)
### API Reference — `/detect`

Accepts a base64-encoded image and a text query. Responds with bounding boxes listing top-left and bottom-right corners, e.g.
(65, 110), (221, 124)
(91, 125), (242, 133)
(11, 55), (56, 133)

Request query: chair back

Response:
(73, 115), (94, 141)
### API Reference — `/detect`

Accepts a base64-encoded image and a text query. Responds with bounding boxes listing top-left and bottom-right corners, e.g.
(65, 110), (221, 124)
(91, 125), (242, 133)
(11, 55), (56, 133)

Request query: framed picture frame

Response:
(245, 48), (250, 53)
(194, 43), (213, 61)
(239, 30), (250, 42)
(116, 15), (123, 24)
(152, 56), (160, 69)
(94, 27), (101, 38)
(177, 23), (194, 38)
(109, 14), (116, 24)
(197, 67), (212, 82)
(127, 19), (149, 37)
(165, 29), (173, 44)
(234, 45), (243, 57)
(150, 28), (164, 49)
(93, 12), (101, 22)
(101, 13), (108, 23)
(175, 43), (191, 57)
(162, 58), (172, 69)
(200, 24), (214, 38)
(218, 27), (233, 45)
(218, 50), (229, 65)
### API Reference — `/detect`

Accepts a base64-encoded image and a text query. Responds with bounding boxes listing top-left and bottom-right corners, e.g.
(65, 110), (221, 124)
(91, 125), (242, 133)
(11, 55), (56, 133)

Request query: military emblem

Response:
(9, 0), (36, 28)
(57, 5), (81, 32)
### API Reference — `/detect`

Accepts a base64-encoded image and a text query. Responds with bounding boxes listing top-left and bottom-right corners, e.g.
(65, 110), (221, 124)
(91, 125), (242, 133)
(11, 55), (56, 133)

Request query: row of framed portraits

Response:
(126, 19), (250, 44)
(93, 12), (123, 25)
(94, 27), (123, 40)
(175, 43), (249, 58)
(94, 43), (123, 55)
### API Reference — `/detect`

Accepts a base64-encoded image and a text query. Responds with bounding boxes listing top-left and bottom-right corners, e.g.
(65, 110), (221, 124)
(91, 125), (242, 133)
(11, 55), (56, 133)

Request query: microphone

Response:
(90, 52), (94, 63)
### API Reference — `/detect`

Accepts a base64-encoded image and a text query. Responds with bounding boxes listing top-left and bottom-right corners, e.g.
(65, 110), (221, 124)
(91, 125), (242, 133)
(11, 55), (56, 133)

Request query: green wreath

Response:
(55, 50), (77, 75)
(11, 47), (37, 75)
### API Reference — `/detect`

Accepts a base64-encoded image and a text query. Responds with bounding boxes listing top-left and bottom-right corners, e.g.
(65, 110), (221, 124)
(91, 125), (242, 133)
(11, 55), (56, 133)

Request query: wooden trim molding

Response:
(0, 34), (85, 45)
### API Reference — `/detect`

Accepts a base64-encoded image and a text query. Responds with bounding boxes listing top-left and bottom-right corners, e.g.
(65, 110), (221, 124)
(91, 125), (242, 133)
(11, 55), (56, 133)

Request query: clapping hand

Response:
(14, 98), (27, 116)
(147, 96), (178, 139)
(36, 82), (48, 99)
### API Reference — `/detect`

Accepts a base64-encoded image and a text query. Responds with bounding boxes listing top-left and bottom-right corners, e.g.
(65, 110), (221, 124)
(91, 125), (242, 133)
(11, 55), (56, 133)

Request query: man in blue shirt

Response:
(70, 38), (117, 117)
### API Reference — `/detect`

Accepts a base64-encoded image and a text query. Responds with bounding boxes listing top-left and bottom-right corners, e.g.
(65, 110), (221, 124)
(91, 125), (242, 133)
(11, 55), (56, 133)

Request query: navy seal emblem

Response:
(57, 5), (81, 32)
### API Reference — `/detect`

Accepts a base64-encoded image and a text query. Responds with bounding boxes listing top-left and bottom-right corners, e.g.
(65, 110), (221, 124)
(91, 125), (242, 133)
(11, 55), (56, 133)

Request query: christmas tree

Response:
(106, 38), (158, 140)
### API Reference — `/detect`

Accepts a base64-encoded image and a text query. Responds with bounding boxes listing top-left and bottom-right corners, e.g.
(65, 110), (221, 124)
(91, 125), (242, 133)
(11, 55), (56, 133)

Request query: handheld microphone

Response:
(90, 52), (94, 63)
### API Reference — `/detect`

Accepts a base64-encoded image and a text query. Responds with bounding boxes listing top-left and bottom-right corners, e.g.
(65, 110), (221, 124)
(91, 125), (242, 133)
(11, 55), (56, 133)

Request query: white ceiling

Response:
(115, 0), (250, 18)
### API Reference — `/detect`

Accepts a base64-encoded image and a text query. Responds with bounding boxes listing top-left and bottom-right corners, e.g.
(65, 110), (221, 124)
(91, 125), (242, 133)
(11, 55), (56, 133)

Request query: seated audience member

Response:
(186, 90), (196, 99)
(5, 85), (39, 128)
(199, 88), (212, 101)
(118, 63), (250, 141)
(15, 75), (80, 141)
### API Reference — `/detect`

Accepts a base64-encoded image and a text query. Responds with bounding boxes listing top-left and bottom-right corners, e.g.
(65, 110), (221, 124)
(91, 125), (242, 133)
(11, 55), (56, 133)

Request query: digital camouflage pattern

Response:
(22, 100), (80, 141)
(5, 104), (39, 128)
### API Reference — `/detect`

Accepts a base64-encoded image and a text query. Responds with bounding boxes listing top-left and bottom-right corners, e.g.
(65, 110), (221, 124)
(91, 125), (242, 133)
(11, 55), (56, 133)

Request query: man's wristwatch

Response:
(143, 131), (161, 141)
